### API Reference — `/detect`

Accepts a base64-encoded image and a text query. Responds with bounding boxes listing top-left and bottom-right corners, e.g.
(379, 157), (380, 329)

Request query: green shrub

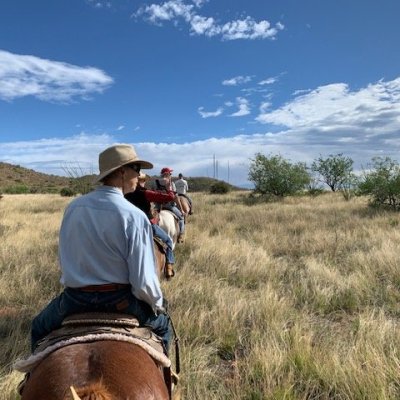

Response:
(60, 187), (76, 197)
(4, 185), (30, 194)
(311, 153), (354, 192)
(249, 153), (310, 197)
(210, 181), (230, 194)
(357, 156), (400, 210)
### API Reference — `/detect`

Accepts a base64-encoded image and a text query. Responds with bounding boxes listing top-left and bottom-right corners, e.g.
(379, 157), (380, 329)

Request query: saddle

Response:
(15, 313), (177, 398)
(14, 312), (170, 374)
(154, 236), (168, 253)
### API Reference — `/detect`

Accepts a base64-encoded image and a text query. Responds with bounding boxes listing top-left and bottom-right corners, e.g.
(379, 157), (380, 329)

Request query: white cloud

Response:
(3, 78), (400, 188)
(198, 106), (223, 118)
(190, 15), (219, 36)
(230, 97), (250, 117)
(135, 0), (193, 24)
(257, 78), (400, 131)
(0, 50), (113, 102)
(222, 75), (252, 86)
(86, 0), (111, 8)
(0, 133), (113, 175)
(192, 0), (208, 7)
(259, 101), (271, 113)
(135, 0), (284, 41)
(259, 77), (277, 85)
(219, 17), (284, 41)
(117, 125), (125, 131)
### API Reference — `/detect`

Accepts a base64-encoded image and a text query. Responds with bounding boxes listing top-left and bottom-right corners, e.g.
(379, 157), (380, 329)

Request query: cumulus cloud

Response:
(0, 49), (113, 102)
(0, 133), (113, 175)
(198, 106), (224, 118)
(230, 97), (250, 117)
(222, 75), (252, 86)
(256, 78), (400, 132)
(3, 78), (400, 187)
(134, 0), (284, 41)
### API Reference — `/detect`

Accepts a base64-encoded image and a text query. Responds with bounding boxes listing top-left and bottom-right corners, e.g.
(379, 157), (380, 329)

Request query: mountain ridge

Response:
(0, 162), (239, 194)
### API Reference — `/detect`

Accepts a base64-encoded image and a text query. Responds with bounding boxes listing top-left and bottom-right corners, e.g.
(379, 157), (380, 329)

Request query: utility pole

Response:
(213, 154), (216, 179)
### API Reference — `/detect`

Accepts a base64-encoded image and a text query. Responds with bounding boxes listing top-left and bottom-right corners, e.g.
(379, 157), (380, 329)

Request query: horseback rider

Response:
(175, 173), (193, 215)
(30, 144), (172, 354)
(125, 172), (177, 279)
(154, 167), (185, 243)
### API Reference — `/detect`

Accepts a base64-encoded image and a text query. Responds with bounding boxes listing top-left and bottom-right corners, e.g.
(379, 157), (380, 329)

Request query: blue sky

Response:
(1, 0), (400, 187)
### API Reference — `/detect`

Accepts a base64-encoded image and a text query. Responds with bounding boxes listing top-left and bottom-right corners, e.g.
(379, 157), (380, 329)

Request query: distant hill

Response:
(0, 162), (241, 194)
(0, 162), (72, 193)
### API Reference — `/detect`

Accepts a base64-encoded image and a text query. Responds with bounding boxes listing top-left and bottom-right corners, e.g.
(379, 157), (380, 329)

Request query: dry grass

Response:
(0, 192), (399, 399)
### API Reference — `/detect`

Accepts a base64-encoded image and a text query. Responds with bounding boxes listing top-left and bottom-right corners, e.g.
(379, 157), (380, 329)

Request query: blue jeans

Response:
(163, 205), (185, 234)
(31, 288), (172, 353)
(152, 224), (175, 264)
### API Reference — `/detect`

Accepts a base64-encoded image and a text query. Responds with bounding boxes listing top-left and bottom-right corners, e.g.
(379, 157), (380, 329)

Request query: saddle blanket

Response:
(14, 314), (171, 373)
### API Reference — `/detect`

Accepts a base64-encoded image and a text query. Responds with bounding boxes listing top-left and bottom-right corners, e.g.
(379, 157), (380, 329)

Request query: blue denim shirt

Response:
(59, 185), (163, 311)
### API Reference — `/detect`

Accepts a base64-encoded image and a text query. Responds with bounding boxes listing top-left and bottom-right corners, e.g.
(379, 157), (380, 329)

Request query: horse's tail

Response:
(66, 383), (113, 400)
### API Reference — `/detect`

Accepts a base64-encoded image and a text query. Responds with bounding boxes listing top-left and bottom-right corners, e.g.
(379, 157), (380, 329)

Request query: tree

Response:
(311, 153), (354, 192)
(357, 156), (400, 209)
(248, 153), (310, 197)
(61, 162), (95, 195)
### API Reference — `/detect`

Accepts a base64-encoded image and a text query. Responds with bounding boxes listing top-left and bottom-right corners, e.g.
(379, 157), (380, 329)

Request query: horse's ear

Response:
(70, 386), (81, 400)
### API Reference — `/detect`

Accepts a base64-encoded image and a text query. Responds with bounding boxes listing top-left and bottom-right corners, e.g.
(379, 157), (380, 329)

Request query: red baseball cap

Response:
(161, 167), (173, 174)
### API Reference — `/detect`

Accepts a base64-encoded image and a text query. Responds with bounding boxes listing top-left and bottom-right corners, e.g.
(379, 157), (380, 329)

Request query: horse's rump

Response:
(177, 195), (190, 219)
(15, 313), (169, 374)
(153, 239), (166, 278)
(158, 210), (179, 249)
(20, 341), (170, 400)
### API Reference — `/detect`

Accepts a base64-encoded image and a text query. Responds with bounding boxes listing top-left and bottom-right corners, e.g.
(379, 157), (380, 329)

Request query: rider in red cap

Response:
(154, 167), (186, 243)
(161, 167), (173, 175)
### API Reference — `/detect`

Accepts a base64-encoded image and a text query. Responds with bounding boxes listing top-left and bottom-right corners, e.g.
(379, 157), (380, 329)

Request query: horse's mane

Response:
(64, 382), (113, 400)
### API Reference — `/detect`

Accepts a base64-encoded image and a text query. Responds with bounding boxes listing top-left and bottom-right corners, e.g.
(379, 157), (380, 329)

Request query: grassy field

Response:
(0, 192), (399, 399)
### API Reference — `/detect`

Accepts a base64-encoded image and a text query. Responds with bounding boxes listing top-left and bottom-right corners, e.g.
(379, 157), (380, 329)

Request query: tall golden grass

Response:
(0, 192), (399, 399)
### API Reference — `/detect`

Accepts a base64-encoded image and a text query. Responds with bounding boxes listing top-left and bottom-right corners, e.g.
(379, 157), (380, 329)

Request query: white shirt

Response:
(59, 185), (163, 311)
(175, 178), (188, 195)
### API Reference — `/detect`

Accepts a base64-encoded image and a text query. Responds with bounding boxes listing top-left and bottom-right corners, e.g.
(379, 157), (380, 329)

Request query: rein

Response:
(167, 311), (180, 375)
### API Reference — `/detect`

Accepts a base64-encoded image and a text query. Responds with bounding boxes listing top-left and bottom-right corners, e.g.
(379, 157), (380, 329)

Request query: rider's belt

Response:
(73, 283), (131, 292)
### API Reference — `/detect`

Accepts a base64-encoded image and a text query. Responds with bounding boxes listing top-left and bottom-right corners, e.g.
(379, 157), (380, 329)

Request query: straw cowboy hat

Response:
(96, 144), (153, 182)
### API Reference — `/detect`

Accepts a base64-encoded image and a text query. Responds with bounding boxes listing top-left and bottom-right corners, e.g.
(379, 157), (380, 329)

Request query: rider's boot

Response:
(177, 233), (185, 243)
(165, 263), (175, 279)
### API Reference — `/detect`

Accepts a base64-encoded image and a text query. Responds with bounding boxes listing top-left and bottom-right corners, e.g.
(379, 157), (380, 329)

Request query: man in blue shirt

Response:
(31, 144), (172, 353)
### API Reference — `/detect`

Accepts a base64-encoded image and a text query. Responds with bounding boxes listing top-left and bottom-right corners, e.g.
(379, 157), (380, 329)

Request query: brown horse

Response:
(176, 196), (191, 222)
(20, 341), (170, 400)
(153, 240), (166, 279)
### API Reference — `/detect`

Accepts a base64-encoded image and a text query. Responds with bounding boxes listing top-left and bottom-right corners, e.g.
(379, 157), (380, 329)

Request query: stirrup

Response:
(171, 370), (179, 385)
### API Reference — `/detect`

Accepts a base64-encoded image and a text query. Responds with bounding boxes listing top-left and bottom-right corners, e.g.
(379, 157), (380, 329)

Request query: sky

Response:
(0, 0), (400, 187)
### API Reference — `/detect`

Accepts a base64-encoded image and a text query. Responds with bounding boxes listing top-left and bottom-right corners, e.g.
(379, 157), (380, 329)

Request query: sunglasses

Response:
(126, 164), (141, 173)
